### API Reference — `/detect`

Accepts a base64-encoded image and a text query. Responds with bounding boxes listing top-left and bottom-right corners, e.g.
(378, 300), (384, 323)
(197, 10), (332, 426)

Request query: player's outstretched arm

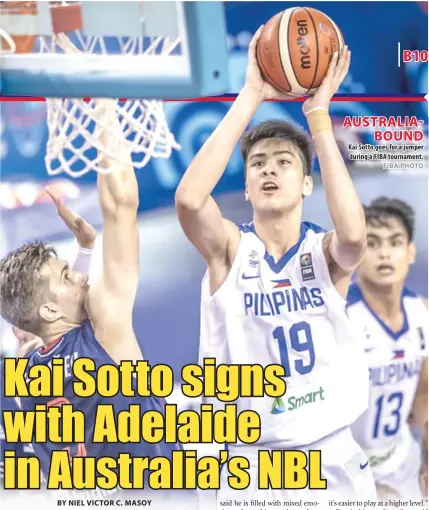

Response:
(85, 100), (141, 362)
(175, 27), (282, 267)
(302, 47), (366, 294)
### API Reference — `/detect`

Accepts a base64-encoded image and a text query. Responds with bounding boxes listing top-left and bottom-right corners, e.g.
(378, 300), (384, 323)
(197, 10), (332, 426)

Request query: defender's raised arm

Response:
(85, 100), (141, 363)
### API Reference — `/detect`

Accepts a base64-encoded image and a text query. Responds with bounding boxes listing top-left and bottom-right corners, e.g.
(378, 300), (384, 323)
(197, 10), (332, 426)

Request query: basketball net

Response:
(41, 32), (181, 178)
(1, 1), (182, 178)
(0, 0), (181, 178)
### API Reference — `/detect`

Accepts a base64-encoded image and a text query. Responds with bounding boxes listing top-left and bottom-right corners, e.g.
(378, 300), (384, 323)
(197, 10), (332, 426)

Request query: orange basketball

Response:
(256, 7), (344, 97)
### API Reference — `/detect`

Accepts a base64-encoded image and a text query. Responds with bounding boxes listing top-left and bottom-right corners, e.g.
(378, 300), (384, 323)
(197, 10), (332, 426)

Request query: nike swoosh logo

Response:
(242, 274), (259, 280)
(360, 461), (369, 470)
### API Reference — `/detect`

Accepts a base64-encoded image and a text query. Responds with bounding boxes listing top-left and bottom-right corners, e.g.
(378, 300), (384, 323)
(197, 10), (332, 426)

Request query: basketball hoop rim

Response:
(0, 2), (230, 99)
(2, 53), (191, 81)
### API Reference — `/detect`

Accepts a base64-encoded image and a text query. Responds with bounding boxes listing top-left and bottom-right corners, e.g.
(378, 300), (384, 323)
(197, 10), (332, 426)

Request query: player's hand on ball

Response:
(302, 45), (351, 114)
(46, 186), (97, 249)
(245, 26), (285, 100)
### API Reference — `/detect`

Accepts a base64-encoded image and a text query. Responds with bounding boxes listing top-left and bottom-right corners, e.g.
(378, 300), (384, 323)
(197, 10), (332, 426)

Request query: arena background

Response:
(0, 1), (428, 383)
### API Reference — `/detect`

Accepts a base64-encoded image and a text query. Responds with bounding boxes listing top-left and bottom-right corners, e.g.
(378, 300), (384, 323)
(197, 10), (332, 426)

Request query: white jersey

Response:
(199, 222), (369, 448)
(347, 283), (428, 474)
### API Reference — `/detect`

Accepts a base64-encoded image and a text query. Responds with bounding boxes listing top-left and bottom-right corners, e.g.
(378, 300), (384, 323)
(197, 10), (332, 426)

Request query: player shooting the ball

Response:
(175, 27), (375, 502)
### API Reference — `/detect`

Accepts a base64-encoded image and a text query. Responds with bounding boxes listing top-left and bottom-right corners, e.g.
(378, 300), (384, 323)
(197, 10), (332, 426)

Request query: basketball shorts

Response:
(217, 426), (377, 505)
(371, 432), (423, 500)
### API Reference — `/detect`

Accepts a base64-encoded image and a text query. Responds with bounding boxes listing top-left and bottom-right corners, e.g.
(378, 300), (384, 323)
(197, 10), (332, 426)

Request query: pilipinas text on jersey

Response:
(20, 321), (182, 485)
(199, 222), (370, 448)
(347, 283), (428, 473)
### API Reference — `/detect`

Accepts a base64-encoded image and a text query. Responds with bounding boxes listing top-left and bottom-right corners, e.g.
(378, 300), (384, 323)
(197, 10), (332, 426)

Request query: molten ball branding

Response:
(296, 19), (311, 70)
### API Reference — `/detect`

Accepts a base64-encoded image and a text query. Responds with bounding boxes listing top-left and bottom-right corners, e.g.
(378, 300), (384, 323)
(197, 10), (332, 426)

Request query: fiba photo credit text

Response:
(0, 1), (427, 510)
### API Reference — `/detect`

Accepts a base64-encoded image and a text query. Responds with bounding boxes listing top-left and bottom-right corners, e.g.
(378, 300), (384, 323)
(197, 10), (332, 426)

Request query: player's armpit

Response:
(322, 231), (365, 298)
(327, 230), (367, 271)
(176, 194), (240, 265)
(17, 338), (44, 358)
(86, 284), (143, 364)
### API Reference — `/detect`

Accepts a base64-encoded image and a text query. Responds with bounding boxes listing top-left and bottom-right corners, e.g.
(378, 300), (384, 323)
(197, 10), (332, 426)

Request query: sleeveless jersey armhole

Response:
(203, 230), (247, 300)
(314, 231), (347, 308)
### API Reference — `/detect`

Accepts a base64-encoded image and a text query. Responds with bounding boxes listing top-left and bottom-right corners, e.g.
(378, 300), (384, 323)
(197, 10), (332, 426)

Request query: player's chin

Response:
(373, 272), (402, 287)
(255, 196), (285, 212)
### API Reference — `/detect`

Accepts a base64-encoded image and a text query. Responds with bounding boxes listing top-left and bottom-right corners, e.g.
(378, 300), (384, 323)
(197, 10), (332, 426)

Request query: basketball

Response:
(256, 7), (344, 97)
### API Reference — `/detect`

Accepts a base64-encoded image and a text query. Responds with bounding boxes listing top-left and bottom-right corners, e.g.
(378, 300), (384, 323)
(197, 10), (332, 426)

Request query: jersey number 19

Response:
(273, 321), (315, 377)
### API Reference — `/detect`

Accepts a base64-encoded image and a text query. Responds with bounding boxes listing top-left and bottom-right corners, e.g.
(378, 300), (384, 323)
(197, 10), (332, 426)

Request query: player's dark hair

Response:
(0, 241), (57, 334)
(240, 120), (313, 176)
(364, 197), (415, 242)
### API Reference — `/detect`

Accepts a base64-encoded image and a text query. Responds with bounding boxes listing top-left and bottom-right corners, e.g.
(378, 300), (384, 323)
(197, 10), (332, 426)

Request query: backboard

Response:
(0, 1), (229, 98)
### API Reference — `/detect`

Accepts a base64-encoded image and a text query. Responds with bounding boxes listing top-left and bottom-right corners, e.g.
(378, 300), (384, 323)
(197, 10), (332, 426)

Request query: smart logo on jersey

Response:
(287, 386), (325, 411)
(272, 278), (292, 289)
(271, 397), (285, 414)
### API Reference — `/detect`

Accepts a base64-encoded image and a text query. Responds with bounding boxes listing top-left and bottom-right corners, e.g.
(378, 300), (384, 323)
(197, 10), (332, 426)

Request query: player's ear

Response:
(38, 302), (61, 323)
(408, 241), (416, 265)
(302, 175), (313, 198)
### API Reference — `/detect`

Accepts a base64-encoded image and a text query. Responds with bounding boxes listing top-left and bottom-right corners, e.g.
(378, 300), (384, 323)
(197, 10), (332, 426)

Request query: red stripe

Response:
(0, 97), (426, 103)
(39, 336), (63, 354)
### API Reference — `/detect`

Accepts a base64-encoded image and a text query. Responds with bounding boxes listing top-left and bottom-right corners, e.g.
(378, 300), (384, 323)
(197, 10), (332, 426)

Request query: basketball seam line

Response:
(287, 8), (302, 91)
(257, 39), (287, 93)
(304, 8), (319, 94)
(332, 16), (340, 73)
